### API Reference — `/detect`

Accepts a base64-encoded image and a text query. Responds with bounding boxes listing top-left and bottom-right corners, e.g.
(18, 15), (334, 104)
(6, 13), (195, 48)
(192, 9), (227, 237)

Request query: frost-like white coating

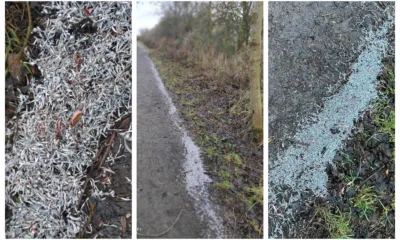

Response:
(5, 2), (132, 238)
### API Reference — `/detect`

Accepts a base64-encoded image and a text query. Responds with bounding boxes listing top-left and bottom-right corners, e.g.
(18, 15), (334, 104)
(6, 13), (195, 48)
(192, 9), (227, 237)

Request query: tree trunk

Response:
(249, 2), (263, 133)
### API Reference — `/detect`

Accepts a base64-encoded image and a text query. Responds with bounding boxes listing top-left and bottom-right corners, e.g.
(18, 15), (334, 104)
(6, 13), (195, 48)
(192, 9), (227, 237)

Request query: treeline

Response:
(139, 1), (263, 131)
(139, 1), (255, 56)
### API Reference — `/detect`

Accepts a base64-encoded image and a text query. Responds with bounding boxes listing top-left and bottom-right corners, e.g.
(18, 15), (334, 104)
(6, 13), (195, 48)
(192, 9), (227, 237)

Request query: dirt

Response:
(78, 118), (132, 238)
(296, 59), (395, 239)
(137, 46), (218, 238)
(268, 1), (394, 238)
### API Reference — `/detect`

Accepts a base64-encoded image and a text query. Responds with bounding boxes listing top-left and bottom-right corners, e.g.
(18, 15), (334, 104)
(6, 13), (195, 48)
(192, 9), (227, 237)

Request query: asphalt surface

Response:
(137, 47), (210, 238)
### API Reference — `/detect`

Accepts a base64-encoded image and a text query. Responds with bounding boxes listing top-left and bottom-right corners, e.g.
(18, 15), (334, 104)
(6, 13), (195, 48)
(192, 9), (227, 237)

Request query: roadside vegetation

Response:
(304, 61), (395, 238)
(138, 2), (263, 238)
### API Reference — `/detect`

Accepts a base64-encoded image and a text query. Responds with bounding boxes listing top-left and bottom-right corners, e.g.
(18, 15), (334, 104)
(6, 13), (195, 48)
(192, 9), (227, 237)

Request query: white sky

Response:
(136, 1), (163, 36)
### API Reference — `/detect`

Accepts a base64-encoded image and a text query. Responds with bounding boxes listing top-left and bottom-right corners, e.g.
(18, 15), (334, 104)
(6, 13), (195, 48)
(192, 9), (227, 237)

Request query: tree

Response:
(249, 2), (263, 133)
(237, 2), (252, 50)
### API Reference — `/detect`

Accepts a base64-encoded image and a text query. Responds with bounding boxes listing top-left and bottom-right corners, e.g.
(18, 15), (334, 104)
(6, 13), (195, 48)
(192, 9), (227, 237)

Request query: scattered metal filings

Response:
(269, 6), (394, 238)
(5, 2), (132, 238)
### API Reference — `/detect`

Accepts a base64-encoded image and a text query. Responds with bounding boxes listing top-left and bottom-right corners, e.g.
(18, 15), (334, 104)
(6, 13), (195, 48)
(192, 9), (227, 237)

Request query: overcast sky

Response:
(136, 1), (163, 36)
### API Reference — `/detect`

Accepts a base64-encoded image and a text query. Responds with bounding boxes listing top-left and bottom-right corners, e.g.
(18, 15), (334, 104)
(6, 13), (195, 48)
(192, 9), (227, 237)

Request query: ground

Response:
(268, 2), (394, 238)
(139, 40), (264, 238)
(137, 46), (217, 238)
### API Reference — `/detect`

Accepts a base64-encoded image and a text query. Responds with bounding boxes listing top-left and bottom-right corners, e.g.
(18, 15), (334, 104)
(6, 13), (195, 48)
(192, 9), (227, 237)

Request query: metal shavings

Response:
(5, 2), (131, 238)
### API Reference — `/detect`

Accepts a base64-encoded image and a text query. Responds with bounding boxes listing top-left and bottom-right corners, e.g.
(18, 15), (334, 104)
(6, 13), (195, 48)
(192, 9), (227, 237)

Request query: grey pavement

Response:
(137, 46), (209, 238)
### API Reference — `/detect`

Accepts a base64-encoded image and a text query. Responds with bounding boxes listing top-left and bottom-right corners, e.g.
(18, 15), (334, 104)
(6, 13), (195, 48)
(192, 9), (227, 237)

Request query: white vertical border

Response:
(132, 0), (138, 238)
(0, 0), (5, 239)
(264, 1), (268, 238)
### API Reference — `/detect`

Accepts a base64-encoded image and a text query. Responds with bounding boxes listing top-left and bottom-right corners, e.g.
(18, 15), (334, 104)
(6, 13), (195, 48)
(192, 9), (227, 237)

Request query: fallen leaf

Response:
(98, 219), (104, 228)
(69, 110), (82, 127)
(56, 119), (62, 136)
(386, 169), (389, 175)
(120, 216), (126, 238)
(7, 53), (22, 82)
(268, 137), (272, 143)
(83, 7), (92, 15)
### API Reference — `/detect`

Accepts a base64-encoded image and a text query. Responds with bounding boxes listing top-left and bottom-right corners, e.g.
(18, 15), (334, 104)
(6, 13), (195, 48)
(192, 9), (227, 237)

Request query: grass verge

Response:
(139, 40), (263, 238)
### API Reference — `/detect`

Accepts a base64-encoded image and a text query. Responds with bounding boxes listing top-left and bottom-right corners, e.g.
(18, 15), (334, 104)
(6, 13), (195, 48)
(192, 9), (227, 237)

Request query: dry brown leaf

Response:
(69, 110), (82, 127)
(120, 215), (126, 238)
(7, 53), (22, 82)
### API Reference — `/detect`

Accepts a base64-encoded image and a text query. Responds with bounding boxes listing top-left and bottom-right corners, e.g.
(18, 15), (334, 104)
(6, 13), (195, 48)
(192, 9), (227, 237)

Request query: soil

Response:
(268, 1), (394, 238)
(295, 59), (395, 239)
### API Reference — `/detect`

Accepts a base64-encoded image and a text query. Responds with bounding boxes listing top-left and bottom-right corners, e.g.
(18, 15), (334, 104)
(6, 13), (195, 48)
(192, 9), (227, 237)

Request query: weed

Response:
(351, 186), (377, 221)
(378, 200), (393, 228)
(220, 170), (231, 180)
(206, 146), (218, 157)
(249, 219), (262, 236)
(244, 186), (263, 206)
(316, 207), (352, 239)
(224, 153), (242, 166)
(214, 180), (233, 190)
(373, 109), (395, 142)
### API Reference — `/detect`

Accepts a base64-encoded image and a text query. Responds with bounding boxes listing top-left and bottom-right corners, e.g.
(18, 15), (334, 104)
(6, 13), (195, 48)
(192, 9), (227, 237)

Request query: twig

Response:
(76, 131), (116, 209)
(18, 1), (32, 57)
(137, 210), (183, 238)
(359, 165), (385, 188)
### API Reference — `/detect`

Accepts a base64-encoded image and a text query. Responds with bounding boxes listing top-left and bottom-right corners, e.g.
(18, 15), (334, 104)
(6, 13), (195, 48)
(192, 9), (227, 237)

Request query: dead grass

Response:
(139, 33), (263, 238)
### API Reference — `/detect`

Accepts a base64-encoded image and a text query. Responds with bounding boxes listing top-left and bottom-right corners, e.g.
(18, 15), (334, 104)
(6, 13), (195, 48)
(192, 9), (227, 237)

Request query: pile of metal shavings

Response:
(5, 2), (132, 238)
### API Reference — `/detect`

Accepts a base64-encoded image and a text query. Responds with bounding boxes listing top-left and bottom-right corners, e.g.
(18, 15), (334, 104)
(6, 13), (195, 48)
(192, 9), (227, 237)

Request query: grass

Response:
(141, 38), (263, 238)
(373, 64), (395, 143)
(351, 186), (377, 221)
(244, 186), (263, 206)
(373, 108), (395, 143)
(316, 207), (352, 239)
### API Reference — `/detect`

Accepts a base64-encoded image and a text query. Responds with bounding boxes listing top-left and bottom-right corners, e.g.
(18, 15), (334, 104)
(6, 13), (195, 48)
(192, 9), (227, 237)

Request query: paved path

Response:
(137, 47), (212, 238)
